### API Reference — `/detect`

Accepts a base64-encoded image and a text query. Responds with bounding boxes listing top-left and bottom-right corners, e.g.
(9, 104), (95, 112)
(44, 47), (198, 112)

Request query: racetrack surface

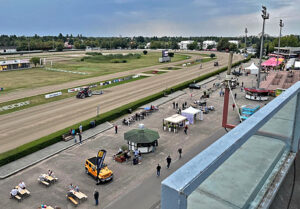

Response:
(0, 52), (243, 153)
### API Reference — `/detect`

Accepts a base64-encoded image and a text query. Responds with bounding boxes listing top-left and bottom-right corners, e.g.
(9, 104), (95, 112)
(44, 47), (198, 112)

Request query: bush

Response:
(169, 52), (174, 57)
(143, 50), (148, 55)
(210, 53), (216, 58)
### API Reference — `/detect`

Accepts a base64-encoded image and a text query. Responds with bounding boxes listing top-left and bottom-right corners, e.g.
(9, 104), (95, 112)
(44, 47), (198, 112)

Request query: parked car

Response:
(189, 84), (201, 89)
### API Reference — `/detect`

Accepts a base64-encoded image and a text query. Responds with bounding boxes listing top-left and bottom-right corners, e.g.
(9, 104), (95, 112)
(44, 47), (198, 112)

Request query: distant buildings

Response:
(274, 47), (300, 59)
(202, 40), (217, 50)
(229, 40), (239, 46)
(0, 46), (17, 54)
(178, 40), (194, 50)
(0, 60), (30, 71)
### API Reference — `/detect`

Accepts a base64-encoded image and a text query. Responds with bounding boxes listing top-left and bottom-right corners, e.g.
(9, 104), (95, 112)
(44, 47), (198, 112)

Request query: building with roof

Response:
(178, 40), (194, 50)
(202, 40), (217, 50)
(161, 81), (300, 209)
(229, 40), (239, 46)
(274, 47), (300, 59)
(0, 60), (30, 71)
(0, 46), (17, 54)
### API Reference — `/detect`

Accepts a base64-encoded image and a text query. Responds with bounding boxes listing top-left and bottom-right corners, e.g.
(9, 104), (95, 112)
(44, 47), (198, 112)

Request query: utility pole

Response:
(257, 6), (269, 88)
(244, 28), (248, 54)
(276, 19), (284, 68)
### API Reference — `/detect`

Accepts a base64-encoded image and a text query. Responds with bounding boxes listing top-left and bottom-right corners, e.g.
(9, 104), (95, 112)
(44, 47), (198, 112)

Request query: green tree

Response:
(56, 42), (64, 51)
(143, 50), (148, 55)
(210, 53), (216, 58)
(217, 39), (230, 51)
(30, 57), (40, 67)
(187, 41), (198, 50)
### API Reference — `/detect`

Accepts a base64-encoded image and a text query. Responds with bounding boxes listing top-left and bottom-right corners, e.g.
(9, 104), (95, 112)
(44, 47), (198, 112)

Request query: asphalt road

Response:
(0, 52), (243, 153)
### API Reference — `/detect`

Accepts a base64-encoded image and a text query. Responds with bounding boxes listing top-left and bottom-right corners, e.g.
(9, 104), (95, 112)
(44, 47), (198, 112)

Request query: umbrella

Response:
(124, 128), (160, 144)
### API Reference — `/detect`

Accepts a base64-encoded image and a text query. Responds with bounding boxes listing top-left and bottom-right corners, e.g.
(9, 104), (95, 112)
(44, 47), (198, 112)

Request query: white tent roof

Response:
(245, 63), (259, 70)
(295, 61), (300, 68)
(181, 106), (201, 115)
(164, 114), (187, 124)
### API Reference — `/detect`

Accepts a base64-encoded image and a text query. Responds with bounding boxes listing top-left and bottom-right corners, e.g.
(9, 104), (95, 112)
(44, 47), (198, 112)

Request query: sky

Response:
(0, 0), (299, 37)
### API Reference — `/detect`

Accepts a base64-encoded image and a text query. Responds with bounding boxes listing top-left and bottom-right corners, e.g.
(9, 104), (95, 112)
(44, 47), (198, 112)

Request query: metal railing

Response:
(161, 81), (300, 209)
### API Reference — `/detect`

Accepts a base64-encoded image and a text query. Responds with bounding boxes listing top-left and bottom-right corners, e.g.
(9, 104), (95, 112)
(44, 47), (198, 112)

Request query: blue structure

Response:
(161, 81), (300, 209)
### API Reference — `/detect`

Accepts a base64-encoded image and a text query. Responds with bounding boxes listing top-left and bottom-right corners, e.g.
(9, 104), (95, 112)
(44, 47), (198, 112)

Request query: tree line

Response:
(0, 33), (299, 54)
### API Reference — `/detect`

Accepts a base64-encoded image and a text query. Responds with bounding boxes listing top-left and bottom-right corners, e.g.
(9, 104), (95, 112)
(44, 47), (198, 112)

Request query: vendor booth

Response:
(124, 128), (159, 153)
(245, 63), (259, 75)
(181, 106), (202, 124)
(163, 114), (187, 133)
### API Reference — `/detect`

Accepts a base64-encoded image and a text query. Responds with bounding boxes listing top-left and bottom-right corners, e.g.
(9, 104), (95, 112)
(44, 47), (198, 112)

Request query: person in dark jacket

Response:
(178, 148), (182, 159)
(94, 189), (99, 206)
(156, 164), (161, 177)
(166, 155), (172, 169)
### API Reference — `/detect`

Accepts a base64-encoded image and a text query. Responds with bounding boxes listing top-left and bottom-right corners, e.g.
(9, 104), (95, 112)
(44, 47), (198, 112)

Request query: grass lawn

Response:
(175, 57), (216, 67)
(0, 52), (187, 94)
(161, 67), (181, 70)
(0, 75), (147, 115)
(142, 70), (167, 75)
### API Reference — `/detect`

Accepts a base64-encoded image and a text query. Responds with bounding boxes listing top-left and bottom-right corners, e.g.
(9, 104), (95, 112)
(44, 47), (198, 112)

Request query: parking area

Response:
(0, 63), (268, 209)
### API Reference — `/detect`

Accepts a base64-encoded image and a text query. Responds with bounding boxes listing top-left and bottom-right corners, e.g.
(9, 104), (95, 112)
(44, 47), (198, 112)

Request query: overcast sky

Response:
(1, 0), (299, 37)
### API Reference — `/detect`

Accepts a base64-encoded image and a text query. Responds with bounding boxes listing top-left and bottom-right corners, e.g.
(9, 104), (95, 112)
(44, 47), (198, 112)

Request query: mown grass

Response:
(0, 52), (188, 94)
(175, 57), (216, 67)
(0, 76), (147, 115)
(0, 56), (251, 167)
(142, 70), (167, 75)
(161, 67), (181, 70)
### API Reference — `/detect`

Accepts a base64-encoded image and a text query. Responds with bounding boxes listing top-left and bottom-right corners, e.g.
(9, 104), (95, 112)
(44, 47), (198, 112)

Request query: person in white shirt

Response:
(18, 182), (26, 189)
(10, 188), (18, 198)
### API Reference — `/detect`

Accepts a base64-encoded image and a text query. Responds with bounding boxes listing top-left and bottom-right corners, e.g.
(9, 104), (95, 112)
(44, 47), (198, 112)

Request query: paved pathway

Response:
(0, 122), (113, 179)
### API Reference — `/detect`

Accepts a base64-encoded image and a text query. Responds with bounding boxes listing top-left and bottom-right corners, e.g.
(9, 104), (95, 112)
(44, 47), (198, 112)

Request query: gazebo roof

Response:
(124, 128), (159, 144)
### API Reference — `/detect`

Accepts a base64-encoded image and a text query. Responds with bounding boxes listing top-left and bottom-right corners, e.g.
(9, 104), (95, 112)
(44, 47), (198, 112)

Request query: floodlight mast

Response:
(245, 28), (248, 53)
(257, 6), (269, 88)
(276, 19), (284, 68)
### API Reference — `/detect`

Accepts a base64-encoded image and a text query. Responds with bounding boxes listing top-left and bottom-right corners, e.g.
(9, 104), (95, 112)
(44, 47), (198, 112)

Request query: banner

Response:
(45, 91), (62, 99)
(96, 149), (107, 182)
(0, 101), (30, 112)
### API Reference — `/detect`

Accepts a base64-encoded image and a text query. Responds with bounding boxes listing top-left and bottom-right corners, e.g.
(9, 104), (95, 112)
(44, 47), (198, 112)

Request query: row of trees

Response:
(0, 34), (299, 53)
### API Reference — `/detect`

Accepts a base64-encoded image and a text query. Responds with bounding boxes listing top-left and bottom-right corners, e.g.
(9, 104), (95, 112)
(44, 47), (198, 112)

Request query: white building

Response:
(229, 40), (239, 46)
(0, 46), (17, 53)
(202, 40), (217, 50)
(145, 42), (151, 49)
(178, 40), (194, 50)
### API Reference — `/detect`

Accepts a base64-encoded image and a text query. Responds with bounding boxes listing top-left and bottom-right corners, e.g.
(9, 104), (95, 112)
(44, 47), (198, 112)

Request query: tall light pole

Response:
(257, 6), (269, 88)
(245, 28), (248, 53)
(276, 19), (284, 68)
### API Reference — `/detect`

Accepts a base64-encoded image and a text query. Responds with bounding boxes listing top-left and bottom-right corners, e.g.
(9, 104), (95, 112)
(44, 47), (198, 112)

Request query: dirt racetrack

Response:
(0, 52), (243, 153)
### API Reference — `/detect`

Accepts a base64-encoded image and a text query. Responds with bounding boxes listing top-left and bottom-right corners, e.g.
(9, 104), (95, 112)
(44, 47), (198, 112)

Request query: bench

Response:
(62, 133), (74, 142)
(39, 180), (50, 187)
(14, 195), (21, 202)
(67, 196), (78, 206)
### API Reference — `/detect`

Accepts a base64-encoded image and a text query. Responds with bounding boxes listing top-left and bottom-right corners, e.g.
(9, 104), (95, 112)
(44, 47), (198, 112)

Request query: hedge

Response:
(0, 56), (251, 167)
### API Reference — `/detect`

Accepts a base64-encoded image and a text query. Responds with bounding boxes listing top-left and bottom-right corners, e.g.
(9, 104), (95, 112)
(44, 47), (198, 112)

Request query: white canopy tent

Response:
(245, 63), (259, 74)
(164, 114), (187, 124)
(163, 114), (187, 133)
(181, 106), (202, 124)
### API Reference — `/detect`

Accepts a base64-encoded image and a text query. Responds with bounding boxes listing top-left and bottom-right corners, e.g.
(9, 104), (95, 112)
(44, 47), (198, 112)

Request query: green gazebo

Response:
(124, 128), (159, 153)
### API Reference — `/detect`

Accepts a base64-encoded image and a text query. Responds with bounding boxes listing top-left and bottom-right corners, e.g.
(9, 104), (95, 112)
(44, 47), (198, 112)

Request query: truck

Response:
(240, 105), (260, 121)
(85, 150), (113, 183)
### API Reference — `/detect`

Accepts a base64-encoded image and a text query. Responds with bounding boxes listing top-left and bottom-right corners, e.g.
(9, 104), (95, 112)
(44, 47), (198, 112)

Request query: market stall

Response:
(124, 128), (159, 153)
(245, 63), (259, 75)
(163, 114), (187, 133)
(181, 106), (202, 124)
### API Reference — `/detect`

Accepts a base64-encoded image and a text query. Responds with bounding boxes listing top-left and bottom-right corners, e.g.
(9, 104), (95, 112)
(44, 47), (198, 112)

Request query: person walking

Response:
(178, 148), (182, 159)
(115, 125), (118, 134)
(241, 82), (244, 87)
(166, 155), (172, 169)
(78, 132), (82, 144)
(156, 164), (161, 177)
(79, 124), (82, 134)
(172, 102), (175, 109)
(232, 103), (235, 111)
(234, 93), (237, 99)
(176, 102), (178, 109)
(184, 125), (188, 135)
(94, 189), (99, 206)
